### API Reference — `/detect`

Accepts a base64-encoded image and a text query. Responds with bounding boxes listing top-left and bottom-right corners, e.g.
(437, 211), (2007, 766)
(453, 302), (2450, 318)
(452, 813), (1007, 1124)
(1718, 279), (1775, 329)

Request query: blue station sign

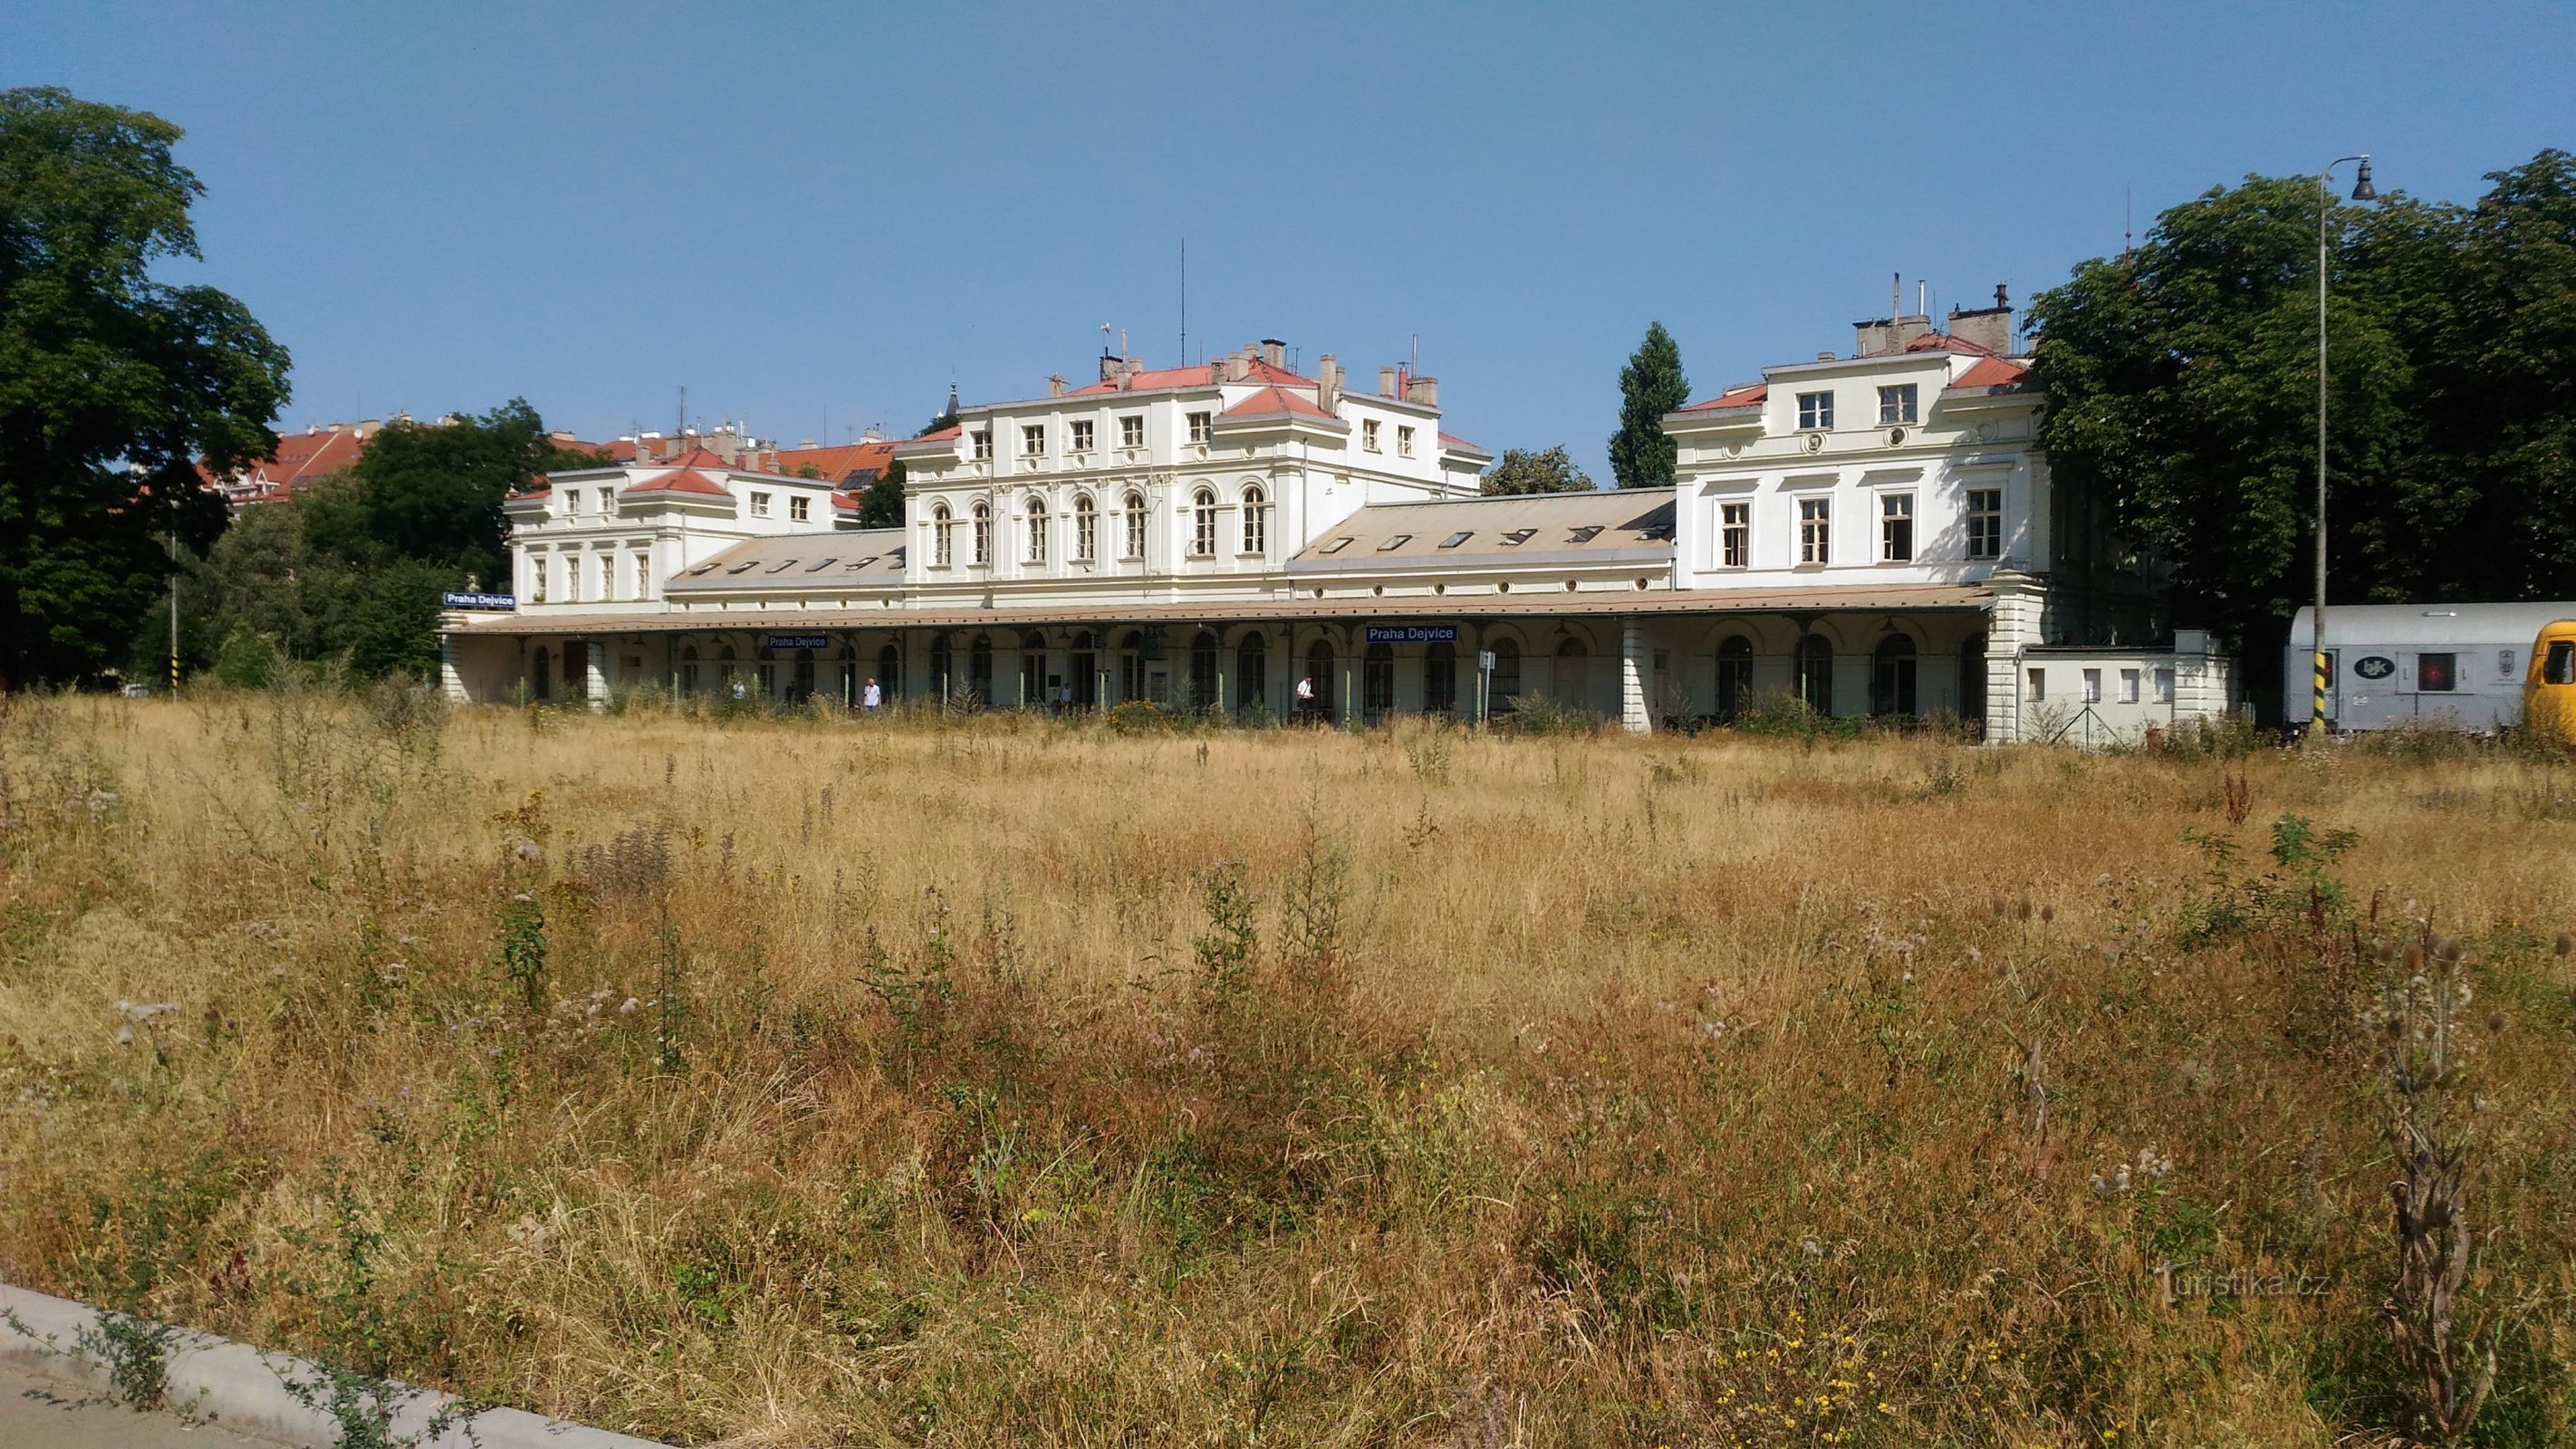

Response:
(1364, 624), (1460, 645)
(763, 634), (832, 651)
(441, 591), (516, 610)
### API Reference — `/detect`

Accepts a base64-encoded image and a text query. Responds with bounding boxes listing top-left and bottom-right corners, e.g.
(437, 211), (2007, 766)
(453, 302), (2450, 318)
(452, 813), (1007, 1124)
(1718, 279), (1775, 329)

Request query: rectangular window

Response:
(2417, 652), (2457, 692)
(2498, 649), (2515, 678)
(971, 428), (992, 460)
(2026, 667), (2045, 702)
(1187, 411), (1212, 444)
(1397, 425), (1416, 457)
(1966, 487), (2003, 561)
(1798, 496), (1831, 564)
(634, 554), (650, 597)
(2082, 667), (2103, 703)
(532, 558), (548, 603)
(597, 554), (613, 600)
(1877, 383), (1919, 425)
(2119, 668), (2141, 704)
(1021, 425), (1044, 456)
(564, 553), (582, 602)
(1363, 418), (1381, 452)
(1075, 504), (1097, 561)
(1879, 493), (1914, 562)
(789, 494), (810, 523)
(1797, 391), (1834, 430)
(2155, 667), (2176, 703)
(1070, 419), (1094, 453)
(749, 491), (771, 518)
(563, 488), (581, 515)
(1120, 415), (1143, 447)
(2545, 640), (2576, 685)
(1720, 501), (1749, 568)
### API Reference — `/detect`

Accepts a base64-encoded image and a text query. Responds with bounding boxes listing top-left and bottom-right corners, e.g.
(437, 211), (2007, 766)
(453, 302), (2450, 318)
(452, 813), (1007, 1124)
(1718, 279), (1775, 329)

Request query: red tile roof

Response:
(771, 437), (899, 484)
(1902, 331), (1996, 355)
(1948, 356), (2031, 391)
(621, 449), (741, 499)
(204, 427), (366, 500)
(1679, 383), (1768, 413)
(1438, 431), (1489, 455)
(1065, 358), (1313, 396)
(1218, 385), (1333, 421)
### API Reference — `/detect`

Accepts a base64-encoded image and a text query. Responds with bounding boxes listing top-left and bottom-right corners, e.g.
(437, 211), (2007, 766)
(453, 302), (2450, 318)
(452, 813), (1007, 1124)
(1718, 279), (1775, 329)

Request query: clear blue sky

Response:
(10, 3), (2572, 481)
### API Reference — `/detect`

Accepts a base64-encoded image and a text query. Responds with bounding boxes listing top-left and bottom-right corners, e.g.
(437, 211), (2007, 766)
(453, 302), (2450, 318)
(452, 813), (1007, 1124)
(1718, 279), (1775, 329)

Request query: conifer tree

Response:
(1608, 321), (1688, 489)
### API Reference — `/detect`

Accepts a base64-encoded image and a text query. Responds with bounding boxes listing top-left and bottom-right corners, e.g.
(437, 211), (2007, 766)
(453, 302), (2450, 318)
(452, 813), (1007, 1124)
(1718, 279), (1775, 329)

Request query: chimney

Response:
(1852, 318), (1892, 356)
(1947, 285), (2014, 353)
(1224, 351), (1250, 383)
(1047, 373), (1067, 398)
(1890, 313), (1933, 350)
(1378, 366), (1399, 398)
(1317, 353), (1341, 409)
(1099, 352), (1121, 383)
(1405, 375), (1438, 407)
(1260, 337), (1285, 369)
(1816, 350), (1837, 362)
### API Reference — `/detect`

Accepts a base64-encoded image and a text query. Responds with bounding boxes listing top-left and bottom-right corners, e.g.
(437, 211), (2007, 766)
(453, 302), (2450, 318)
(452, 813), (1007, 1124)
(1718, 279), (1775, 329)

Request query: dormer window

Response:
(789, 495), (810, 523)
(749, 491), (773, 518)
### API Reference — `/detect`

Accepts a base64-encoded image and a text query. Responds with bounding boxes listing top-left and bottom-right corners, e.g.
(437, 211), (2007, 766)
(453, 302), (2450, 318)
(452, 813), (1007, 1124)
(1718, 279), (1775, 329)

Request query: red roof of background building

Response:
(1065, 358), (1313, 396)
(1902, 331), (1996, 355)
(1438, 431), (1489, 454)
(1679, 383), (1769, 413)
(1948, 356), (2031, 390)
(771, 437), (899, 483)
(1218, 385), (1333, 421)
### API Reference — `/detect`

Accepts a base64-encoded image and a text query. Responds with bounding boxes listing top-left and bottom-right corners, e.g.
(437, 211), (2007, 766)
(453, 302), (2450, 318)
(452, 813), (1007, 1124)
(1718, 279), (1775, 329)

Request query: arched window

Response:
(1069, 629), (1098, 708)
(1716, 635), (1754, 720)
(1363, 641), (1396, 719)
(1554, 636), (1590, 705)
(1025, 497), (1048, 563)
(1190, 487), (1217, 558)
(931, 502), (953, 568)
(1189, 629), (1221, 711)
(1872, 633), (1918, 718)
(877, 642), (900, 699)
(969, 633), (994, 704)
(928, 633), (952, 698)
(791, 648), (817, 702)
(530, 646), (553, 701)
(1424, 641), (1456, 714)
(1123, 491), (1148, 560)
(1240, 485), (1267, 554)
(1072, 494), (1097, 561)
(1798, 634), (1835, 715)
(679, 644), (701, 696)
(1490, 638), (1523, 713)
(1236, 632), (1267, 712)
(971, 501), (992, 566)
(717, 643), (740, 696)
(1303, 638), (1337, 720)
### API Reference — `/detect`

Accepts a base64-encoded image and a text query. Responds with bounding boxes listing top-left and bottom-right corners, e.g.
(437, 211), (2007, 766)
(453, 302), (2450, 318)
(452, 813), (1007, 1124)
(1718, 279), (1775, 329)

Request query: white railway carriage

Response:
(2287, 601), (2576, 732)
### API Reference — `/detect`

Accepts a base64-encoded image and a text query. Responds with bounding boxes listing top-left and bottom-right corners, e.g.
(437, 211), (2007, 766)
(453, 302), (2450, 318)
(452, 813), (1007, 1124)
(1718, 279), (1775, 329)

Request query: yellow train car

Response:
(2528, 619), (2576, 746)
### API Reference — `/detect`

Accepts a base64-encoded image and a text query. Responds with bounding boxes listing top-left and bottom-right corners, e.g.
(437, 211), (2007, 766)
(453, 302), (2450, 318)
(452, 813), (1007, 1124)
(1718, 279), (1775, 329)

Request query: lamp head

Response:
(2350, 158), (2377, 202)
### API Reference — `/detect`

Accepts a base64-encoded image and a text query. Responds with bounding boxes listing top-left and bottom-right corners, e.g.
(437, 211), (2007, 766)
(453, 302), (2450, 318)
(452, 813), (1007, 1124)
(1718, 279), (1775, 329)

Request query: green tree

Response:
(2029, 175), (2417, 677)
(343, 559), (450, 681)
(855, 457), (907, 528)
(329, 400), (595, 582)
(1607, 321), (1687, 490)
(0, 87), (289, 686)
(1481, 446), (1596, 495)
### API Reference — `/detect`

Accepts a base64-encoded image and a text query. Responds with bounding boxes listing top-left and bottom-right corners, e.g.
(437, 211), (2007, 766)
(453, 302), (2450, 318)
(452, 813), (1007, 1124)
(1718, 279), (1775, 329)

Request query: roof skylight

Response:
(1377, 533), (1413, 552)
(1501, 528), (1536, 545)
(1318, 537), (1354, 554)
(1438, 531), (1474, 549)
(1568, 525), (1604, 542)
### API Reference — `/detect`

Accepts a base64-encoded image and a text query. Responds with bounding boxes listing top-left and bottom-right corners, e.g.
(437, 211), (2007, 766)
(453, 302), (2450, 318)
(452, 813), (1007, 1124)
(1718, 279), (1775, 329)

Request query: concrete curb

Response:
(0, 1281), (670, 1448)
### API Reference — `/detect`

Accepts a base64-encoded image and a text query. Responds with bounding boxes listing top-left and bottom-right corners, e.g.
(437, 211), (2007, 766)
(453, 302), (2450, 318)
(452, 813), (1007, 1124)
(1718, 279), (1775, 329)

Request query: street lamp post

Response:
(2312, 153), (2377, 734)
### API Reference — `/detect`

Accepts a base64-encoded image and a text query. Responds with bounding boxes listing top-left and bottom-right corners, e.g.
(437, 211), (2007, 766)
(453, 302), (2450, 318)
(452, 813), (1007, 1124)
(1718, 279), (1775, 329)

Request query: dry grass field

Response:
(2, 692), (2572, 1448)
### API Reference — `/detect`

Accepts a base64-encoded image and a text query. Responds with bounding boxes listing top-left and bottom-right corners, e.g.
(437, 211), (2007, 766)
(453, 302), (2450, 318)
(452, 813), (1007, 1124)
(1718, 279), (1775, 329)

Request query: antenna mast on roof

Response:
(1178, 237), (1187, 366)
(676, 386), (686, 441)
(2124, 187), (2133, 259)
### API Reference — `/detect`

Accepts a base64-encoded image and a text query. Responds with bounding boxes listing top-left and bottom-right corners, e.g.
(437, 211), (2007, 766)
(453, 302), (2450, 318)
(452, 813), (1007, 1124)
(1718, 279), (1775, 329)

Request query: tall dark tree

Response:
(1608, 322), (1687, 489)
(326, 399), (599, 583)
(1481, 446), (1596, 495)
(855, 457), (907, 529)
(0, 87), (290, 686)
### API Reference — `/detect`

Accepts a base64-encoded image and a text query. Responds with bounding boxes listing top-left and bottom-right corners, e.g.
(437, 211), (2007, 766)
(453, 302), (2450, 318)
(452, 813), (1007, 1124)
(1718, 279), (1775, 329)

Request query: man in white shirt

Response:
(1294, 674), (1316, 724)
(862, 677), (882, 712)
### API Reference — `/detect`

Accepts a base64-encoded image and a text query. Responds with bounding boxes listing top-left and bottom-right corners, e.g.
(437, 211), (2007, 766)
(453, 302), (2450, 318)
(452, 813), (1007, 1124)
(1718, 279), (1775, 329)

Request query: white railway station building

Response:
(440, 304), (2236, 742)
